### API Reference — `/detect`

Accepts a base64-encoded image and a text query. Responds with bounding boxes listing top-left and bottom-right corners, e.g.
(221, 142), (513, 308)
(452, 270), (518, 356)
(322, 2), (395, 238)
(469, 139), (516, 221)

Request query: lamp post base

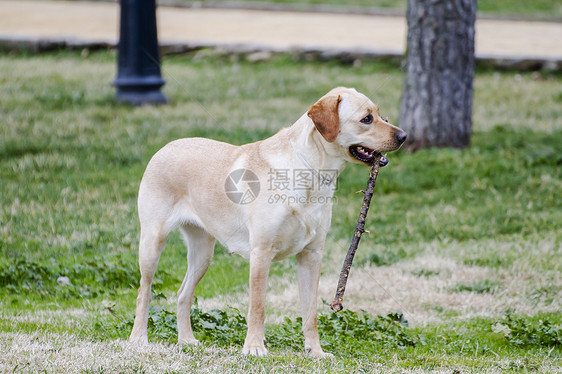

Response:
(114, 0), (167, 106)
(115, 87), (167, 106)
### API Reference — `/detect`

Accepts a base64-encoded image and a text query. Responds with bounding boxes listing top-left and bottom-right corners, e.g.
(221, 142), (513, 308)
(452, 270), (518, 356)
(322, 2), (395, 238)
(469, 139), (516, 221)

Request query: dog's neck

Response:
(286, 113), (348, 174)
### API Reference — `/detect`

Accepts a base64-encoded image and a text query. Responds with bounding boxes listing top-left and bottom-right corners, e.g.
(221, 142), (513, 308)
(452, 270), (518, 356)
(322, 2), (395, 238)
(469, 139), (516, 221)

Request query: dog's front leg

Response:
(242, 246), (273, 356)
(296, 249), (332, 357)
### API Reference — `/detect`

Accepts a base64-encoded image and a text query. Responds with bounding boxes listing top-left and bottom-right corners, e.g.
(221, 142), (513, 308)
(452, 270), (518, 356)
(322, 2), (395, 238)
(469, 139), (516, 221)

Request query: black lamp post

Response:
(113, 0), (167, 105)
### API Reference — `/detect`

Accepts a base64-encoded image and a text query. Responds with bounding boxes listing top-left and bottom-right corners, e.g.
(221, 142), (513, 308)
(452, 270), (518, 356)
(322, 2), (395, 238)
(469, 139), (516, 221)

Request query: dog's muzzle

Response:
(349, 145), (388, 166)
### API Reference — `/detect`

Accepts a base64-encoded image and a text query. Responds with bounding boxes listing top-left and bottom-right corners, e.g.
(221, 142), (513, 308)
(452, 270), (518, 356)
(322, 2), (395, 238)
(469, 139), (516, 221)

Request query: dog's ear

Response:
(307, 95), (342, 143)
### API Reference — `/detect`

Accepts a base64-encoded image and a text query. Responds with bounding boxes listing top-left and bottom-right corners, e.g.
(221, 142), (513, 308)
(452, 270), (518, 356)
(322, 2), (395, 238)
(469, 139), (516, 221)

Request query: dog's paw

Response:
(305, 346), (334, 358)
(129, 333), (148, 345)
(178, 337), (200, 346)
(242, 346), (268, 357)
(313, 351), (334, 358)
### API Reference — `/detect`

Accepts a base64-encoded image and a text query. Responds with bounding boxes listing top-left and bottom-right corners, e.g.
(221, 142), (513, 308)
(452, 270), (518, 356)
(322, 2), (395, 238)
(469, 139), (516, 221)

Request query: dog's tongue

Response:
(378, 154), (389, 167)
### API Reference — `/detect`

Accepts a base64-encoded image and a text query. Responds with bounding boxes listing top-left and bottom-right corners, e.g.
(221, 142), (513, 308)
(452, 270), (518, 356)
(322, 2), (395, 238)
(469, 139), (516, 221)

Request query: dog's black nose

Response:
(395, 131), (407, 144)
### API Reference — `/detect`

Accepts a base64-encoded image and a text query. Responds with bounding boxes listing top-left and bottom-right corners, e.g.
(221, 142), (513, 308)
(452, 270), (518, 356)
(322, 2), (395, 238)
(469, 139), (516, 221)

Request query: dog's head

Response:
(307, 87), (407, 166)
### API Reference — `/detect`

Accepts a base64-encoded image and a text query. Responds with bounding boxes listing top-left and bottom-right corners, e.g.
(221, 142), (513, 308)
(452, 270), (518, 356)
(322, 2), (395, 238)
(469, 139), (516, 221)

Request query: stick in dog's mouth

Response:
(349, 145), (388, 167)
(331, 154), (382, 312)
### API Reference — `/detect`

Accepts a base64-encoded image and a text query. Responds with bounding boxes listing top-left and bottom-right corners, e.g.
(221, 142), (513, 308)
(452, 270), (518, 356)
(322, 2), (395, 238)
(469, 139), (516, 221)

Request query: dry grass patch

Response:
(0, 331), (235, 373)
(1, 330), (559, 374)
(257, 236), (560, 327)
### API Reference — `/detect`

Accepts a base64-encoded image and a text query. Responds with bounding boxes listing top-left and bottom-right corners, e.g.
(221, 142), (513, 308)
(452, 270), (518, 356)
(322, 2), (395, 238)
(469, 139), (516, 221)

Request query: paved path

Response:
(1, 0), (561, 65)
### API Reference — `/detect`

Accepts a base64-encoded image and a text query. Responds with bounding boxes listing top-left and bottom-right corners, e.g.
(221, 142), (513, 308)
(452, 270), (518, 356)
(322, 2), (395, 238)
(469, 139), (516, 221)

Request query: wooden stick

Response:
(331, 156), (382, 312)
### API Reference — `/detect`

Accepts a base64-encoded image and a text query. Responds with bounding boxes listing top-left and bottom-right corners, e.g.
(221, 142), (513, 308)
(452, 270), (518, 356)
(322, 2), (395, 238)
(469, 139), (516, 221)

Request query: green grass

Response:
(0, 50), (561, 372)
(172, 0), (562, 19)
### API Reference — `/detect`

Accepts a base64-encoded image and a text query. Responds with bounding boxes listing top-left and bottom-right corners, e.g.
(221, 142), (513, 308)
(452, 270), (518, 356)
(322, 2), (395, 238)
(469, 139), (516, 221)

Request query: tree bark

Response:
(399, 0), (476, 151)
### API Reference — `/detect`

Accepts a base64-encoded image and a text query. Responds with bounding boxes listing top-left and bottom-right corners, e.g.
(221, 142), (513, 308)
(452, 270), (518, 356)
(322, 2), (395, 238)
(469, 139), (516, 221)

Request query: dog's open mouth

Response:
(349, 145), (388, 167)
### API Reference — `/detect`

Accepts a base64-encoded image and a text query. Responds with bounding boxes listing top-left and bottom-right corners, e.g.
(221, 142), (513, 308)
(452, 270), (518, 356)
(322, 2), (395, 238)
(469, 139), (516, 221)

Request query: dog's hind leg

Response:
(130, 224), (168, 344)
(177, 224), (215, 345)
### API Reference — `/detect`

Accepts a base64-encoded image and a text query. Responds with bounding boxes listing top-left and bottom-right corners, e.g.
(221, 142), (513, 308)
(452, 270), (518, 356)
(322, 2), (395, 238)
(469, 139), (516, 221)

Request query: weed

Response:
(0, 256), (141, 298)
(315, 309), (423, 351)
(113, 301), (247, 346)
(109, 302), (421, 354)
(0, 259), (54, 294)
(452, 279), (501, 294)
(492, 313), (562, 347)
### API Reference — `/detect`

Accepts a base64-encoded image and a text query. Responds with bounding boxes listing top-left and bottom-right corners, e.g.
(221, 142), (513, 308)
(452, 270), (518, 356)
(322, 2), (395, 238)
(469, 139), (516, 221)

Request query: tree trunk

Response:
(399, 0), (476, 151)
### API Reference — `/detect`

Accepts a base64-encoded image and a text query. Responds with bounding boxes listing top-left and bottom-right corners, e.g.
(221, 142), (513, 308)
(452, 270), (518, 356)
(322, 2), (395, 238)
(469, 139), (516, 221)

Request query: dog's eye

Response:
(360, 114), (373, 124)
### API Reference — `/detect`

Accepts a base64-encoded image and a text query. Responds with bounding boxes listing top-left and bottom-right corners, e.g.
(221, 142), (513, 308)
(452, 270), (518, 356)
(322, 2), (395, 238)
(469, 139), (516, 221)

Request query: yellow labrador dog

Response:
(129, 87), (406, 356)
